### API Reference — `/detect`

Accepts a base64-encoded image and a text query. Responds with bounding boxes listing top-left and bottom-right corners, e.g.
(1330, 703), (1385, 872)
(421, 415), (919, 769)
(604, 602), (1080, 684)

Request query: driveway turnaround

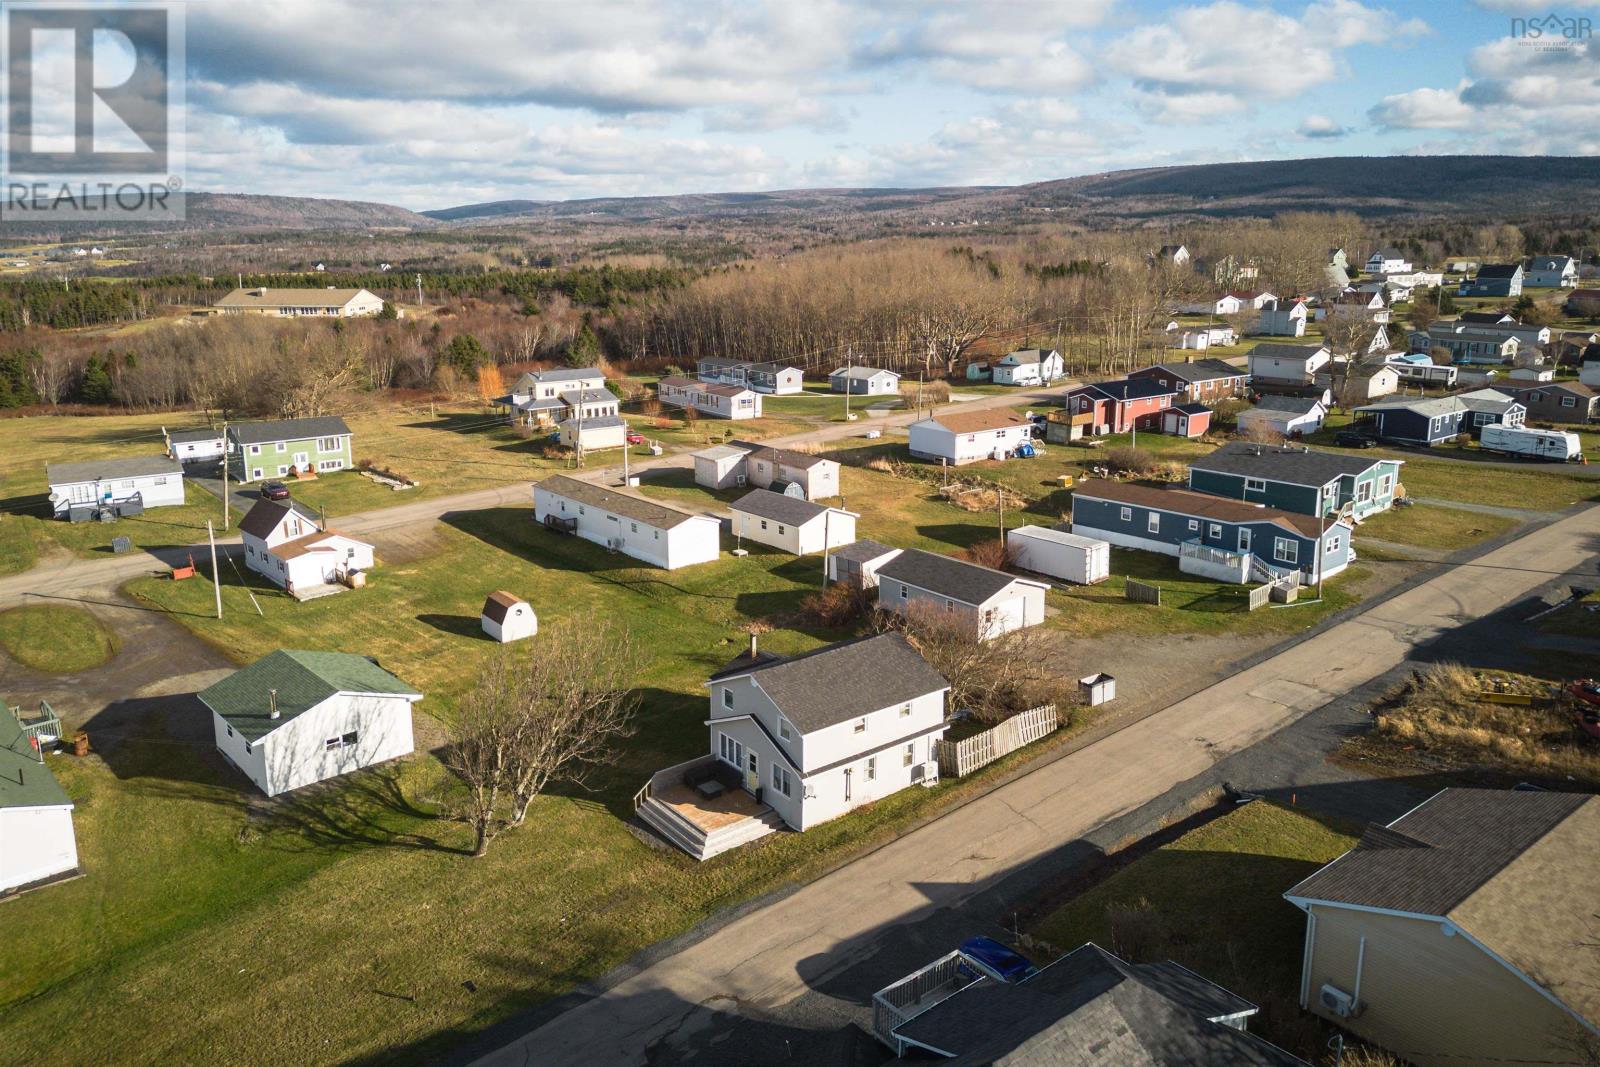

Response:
(468, 502), (1600, 1067)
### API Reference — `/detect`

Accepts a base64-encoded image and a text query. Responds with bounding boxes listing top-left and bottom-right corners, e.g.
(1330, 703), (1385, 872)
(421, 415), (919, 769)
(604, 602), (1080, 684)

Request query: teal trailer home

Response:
(227, 416), (353, 483)
(1070, 479), (1353, 585)
(1186, 441), (1401, 521)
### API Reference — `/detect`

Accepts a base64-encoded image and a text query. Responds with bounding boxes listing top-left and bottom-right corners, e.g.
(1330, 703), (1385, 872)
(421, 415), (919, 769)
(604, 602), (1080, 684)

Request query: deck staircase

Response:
(636, 794), (785, 860)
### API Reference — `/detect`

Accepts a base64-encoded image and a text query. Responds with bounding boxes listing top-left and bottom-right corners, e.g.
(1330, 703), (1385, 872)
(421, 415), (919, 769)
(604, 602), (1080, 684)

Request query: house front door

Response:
(293, 451), (309, 471)
(745, 751), (759, 794)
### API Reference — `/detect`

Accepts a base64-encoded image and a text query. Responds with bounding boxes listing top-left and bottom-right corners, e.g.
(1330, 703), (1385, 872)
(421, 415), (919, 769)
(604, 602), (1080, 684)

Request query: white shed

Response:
(730, 490), (857, 555)
(481, 591), (536, 643)
(200, 650), (422, 798)
(826, 540), (902, 588)
(0, 704), (79, 894)
(1006, 525), (1110, 585)
(165, 427), (226, 463)
(1236, 396), (1327, 438)
(692, 444), (752, 490)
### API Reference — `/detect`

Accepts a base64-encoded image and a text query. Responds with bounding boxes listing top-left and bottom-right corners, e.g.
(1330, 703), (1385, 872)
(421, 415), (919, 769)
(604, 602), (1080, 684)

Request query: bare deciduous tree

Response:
(874, 602), (1051, 724)
(442, 620), (640, 855)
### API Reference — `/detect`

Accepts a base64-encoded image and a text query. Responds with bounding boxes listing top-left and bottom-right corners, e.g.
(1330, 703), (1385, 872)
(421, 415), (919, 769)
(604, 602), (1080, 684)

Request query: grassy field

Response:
(1031, 800), (1357, 1060)
(1353, 502), (1518, 552)
(0, 604), (118, 671)
(0, 504), (1111, 1066)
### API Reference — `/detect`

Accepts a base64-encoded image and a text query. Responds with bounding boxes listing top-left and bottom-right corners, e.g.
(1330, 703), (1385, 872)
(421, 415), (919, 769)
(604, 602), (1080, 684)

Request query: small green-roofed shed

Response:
(197, 650), (421, 743)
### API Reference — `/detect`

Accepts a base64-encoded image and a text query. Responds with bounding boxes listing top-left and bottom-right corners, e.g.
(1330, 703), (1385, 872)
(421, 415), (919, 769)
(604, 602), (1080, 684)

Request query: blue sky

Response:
(176, 0), (1600, 209)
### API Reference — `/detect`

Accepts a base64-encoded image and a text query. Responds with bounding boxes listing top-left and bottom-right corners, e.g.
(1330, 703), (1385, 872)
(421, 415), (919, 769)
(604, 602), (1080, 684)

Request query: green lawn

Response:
(0, 604), (118, 671)
(1396, 459), (1598, 511)
(1354, 503), (1518, 552)
(0, 504), (1100, 1066)
(1031, 800), (1358, 1059)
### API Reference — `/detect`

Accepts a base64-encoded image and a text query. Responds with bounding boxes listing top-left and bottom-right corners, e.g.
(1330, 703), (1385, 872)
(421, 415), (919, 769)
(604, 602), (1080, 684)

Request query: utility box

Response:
(1079, 673), (1116, 706)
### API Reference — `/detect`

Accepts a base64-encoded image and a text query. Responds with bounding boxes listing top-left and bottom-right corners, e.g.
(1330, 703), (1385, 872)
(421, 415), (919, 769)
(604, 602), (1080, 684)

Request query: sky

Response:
(162, 0), (1600, 210)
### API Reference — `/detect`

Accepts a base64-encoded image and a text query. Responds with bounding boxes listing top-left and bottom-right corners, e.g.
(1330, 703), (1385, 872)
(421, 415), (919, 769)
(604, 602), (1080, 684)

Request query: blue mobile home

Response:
(1353, 393), (1522, 446)
(1069, 479), (1353, 585)
(1185, 441), (1401, 521)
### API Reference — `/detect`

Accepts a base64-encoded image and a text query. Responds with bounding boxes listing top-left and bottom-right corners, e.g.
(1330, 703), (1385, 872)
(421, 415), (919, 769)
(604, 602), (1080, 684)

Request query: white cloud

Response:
(1295, 114), (1352, 138)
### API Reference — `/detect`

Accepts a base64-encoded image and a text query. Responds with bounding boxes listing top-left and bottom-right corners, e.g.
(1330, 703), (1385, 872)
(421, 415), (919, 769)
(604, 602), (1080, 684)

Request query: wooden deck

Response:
(654, 781), (767, 832)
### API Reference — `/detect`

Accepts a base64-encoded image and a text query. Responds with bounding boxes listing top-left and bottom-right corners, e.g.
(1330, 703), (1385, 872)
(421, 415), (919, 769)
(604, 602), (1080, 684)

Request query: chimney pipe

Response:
(269, 688), (280, 720)
(748, 631), (758, 659)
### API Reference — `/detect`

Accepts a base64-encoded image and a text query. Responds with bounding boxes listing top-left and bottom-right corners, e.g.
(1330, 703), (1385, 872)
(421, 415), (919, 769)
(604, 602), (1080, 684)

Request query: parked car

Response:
(625, 430), (646, 445)
(260, 480), (290, 500)
(957, 937), (1038, 984)
(1335, 430), (1378, 448)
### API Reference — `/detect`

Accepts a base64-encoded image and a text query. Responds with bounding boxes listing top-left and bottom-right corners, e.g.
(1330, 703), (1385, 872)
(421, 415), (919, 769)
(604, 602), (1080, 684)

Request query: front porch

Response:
(633, 755), (785, 860)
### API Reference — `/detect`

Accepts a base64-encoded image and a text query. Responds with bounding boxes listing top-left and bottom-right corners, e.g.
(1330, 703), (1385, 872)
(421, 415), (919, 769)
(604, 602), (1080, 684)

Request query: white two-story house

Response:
(705, 632), (950, 831)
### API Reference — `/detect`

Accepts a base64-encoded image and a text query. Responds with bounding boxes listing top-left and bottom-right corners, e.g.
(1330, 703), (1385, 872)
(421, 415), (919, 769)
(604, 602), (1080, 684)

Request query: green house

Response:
(227, 417), (353, 483)
(1187, 441), (1402, 520)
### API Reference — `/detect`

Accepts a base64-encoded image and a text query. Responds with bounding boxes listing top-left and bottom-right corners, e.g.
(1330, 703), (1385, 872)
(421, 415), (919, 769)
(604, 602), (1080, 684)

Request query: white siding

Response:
(218, 695), (417, 797)
(908, 421), (1027, 465)
(0, 804), (78, 892)
(49, 471), (185, 517)
(534, 486), (721, 570)
(877, 576), (1047, 640)
(732, 509), (856, 555)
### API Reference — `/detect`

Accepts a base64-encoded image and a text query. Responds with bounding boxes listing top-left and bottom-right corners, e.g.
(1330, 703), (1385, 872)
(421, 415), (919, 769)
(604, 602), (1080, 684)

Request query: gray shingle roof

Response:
(197, 650), (420, 742)
(519, 367), (603, 384)
(1188, 441), (1388, 485)
(166, 427), (221, 444)
(47, 455), (181, 485)
(536, 474), (705, 531)
(1285, 788), (1590, 916)
(829, 365), (898, 380)
(1355, 395), (1469, 418)
(721, 632), (947, 733)
(1250, 342), (1328, 363)
(559, 414), (627, 430)
(238, 497), (321, 540)
(729, 488), (828, 526)
(1476, 263), (1522, 279)
(1248, 395), (1323, 416)
(229, 416), (351, 446)
(877, 547), (1023, 606)
(739, 443), (833, 470)
(1141, 360), (1245, 383)
(894, 943), (1306, 1065)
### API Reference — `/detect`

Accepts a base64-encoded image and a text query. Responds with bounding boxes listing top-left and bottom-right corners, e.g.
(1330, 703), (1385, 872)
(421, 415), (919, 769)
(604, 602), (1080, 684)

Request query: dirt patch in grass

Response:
(1342, 663), (1600, 789)
(0, 604), (119, 672)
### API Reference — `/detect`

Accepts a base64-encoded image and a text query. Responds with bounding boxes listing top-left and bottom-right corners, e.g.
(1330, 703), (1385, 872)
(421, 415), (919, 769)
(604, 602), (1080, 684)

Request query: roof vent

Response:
(268, 688), (280, 720)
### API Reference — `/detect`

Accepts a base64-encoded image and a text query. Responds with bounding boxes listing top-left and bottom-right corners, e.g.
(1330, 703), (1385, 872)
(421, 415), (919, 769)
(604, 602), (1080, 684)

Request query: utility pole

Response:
(622, 430), (630, 486)
(221, 421), (229, 528)
(207, 521), (222, 619)
(821, 508), (831, 587)
(997, 480), (1004, 541)
(415, 273), (424, 307)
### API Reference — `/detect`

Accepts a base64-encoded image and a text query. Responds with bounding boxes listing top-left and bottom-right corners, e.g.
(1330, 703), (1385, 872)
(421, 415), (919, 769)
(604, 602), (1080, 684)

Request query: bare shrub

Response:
(874, 601), (1052, 724)
(961, 537), (1015, 571)
(1103, 445), (1159, 475)
(901, 379), (951, 405)
(1236, 421), (1286, 445)
(1106, 897), (1171, 961)
(798, 582), (872, 629)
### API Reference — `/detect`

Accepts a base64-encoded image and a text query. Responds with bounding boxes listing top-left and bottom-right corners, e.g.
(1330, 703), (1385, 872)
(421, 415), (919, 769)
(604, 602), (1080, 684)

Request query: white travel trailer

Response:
(1005, 526), (1110, 585)
(1478, 425), (1581, 461)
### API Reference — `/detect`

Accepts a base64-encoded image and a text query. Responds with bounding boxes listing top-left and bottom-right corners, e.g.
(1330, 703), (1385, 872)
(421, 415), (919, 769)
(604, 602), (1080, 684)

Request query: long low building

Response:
(46, 455), (184, 521)
(214, 286), (385, 317)
(533, 474), (721, 569)
(1070, 478), (1352, 585)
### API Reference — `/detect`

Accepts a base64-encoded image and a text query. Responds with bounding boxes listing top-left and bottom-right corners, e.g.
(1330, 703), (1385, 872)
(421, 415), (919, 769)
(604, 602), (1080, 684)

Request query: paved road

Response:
(466, 502), (1600, 1067)
(0, 384), (1074, 611)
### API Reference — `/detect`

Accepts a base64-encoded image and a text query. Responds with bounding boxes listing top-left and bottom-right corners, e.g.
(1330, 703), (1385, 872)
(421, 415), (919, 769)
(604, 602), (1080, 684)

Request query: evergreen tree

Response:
(567, 322), (601, 368)
(80, 354), (114, 404)
(443, 332), (488, 374)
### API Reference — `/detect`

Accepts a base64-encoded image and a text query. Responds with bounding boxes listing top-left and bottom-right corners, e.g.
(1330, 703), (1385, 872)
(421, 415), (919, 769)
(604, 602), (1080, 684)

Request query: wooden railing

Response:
(933, 704), (1057, 779)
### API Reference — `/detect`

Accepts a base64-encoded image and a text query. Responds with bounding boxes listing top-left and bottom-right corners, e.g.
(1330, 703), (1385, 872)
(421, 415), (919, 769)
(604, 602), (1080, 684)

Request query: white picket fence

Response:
(933, 704), (1058, 778)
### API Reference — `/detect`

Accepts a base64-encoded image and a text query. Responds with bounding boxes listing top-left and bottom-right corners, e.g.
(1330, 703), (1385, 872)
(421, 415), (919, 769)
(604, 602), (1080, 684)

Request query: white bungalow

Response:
(908, 409), (1033, 465)
(876, 548), (1049, 641)
(46, 456), (184, 521)
(829, 366), (901, 396)
(239, 498), (375, 600)
(729, 490), (857, 555)
(657, 376), (763, 420)
(1, 701), (78, 894)
(532, 475), (721, 570)
(200, 650), (422, 798)
(992, 349), (1064, 386)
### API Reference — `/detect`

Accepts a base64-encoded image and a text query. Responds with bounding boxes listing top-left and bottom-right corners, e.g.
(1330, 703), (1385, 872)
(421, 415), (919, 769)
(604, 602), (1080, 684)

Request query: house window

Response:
(578, 506), (585, 515)
(779, 717), (792, 741)
(317, 437), (340, 452)
(1187, 519), (1199, 531)
(153, 476), (168, 485)
(722, 688), (733, 709)
(1207, 522), (1222, 539)
(1326, 535), (1342, 553)
(778, 525), (786, 536)
(760, 520), (768, 530)
(1562, 396), (1577, 408)
(277, 465), (288, 476)
(325, 736), (341, 750)
(253, 468), (264, 481)
(244, 741), (252, 754)
(249, 444), (261, 455)
(1274, 537), (1299, 564)
(1119, 506), (1132, 522)
(276, 442), (286, 452)
(630, 522), (638, 533)
(1146, 513), (1160, 534)
(865, 756), (876, 781)
(342, 731), (357, 746)
(1377, 475), (1393, 496)
(854, 717), (867, 734)
(226, 725), (233, 737)
(903, 742), (916, 767)
(1244, 477), (1266, 492)
(898, 583), (907, 600)
(900, 703), (911, 717)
